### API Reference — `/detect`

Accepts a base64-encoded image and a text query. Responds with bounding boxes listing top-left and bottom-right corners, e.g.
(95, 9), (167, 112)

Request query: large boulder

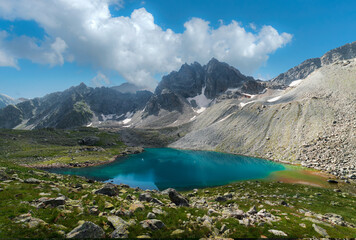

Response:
(95, 183), (119, 197)
(66, 221), (105, 238)
(166, 188), (189, 207)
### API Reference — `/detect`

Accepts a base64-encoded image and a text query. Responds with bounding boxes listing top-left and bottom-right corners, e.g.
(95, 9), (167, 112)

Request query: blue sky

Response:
(0, 0), (355, 99)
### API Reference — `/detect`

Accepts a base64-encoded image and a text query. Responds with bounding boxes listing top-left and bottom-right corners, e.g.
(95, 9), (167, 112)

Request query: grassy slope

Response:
(0, 162), (355, 238)
(0, 128), (126, 167)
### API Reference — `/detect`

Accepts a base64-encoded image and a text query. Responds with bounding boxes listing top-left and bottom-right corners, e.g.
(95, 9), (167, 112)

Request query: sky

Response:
(0, 0), (355, 99)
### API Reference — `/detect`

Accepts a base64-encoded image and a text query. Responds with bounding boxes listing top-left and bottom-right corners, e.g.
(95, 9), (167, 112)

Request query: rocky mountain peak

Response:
(272, 41), (356, 86)
(321, 41), (356, 65)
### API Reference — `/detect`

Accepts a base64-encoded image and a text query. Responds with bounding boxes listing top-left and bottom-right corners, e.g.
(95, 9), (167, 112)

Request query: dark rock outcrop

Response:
(167, 188), (189, 207)
(95, 183), (119, 197)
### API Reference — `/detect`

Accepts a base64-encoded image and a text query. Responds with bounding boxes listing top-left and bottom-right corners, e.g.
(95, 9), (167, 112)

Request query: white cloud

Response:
(249, 23), (257, 31)
(91, 71), (110, 87)
(0, 0), (292, 89)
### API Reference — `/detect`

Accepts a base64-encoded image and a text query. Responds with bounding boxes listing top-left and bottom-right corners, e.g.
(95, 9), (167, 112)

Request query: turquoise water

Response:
(50, 148), (285, 191)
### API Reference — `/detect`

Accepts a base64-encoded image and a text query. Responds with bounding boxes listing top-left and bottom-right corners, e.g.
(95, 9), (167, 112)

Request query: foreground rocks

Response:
(95, 183), (119, 196)
(2, 165), (356, 239)
(166, 188), (189, 207)
(66, 221), (105, 238)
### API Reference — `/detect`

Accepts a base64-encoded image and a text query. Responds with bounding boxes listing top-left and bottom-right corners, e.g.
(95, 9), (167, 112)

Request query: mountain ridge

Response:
(272, 41), (356, 86)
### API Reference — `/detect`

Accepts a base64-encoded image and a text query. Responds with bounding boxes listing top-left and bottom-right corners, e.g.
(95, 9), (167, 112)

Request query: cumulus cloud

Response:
(0, 0), (292, 89)
(91, 72), (110, 87)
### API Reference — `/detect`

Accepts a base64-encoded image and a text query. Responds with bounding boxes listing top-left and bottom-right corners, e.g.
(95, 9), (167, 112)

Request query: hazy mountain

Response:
(0, 83), (153, 129)
(272, 41), (356, 86)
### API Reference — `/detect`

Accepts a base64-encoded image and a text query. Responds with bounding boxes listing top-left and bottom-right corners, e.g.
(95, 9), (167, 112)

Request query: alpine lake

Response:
(50, 148), (289, 191)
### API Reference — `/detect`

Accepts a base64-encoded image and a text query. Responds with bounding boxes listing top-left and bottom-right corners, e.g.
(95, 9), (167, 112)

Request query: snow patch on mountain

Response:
(187, 86), (212, 108)
(267, 96), (282, 103)
(289, 79), (303, 87)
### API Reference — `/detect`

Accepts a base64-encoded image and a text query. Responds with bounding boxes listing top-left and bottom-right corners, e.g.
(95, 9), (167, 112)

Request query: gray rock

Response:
(139, 193), (152, 202)
(167, 188), (189, 207)
(312, 224), (329, 237)
(107, 216), (128, 230)
(268, 229), (288, 237)
(24, 178), (41, 184)
(215, 196), (227, 202)
(110, 226), (129, 239)
(43, 196), (66, 207)
(140, 219), (165, 230)
(66, 221), (105, 238)
(147, 212), (156, 219)
(151, 198), (164, 205)
(95, 183), (119, 197)
(247, 205), (257, 215)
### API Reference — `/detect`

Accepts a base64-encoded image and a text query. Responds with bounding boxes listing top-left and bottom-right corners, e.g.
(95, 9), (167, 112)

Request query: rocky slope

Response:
(0, 93), (18, 109)
(171, 58), (356, 180)
(272, 41), (356, 86)
(0, 83), (153, 129)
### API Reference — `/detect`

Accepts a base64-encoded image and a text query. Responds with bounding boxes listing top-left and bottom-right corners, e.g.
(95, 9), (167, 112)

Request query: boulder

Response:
(247, 205), (257, 215)
(139, 193), (152, 202)
(129, 202), (145, 212)
(215, 196), (227, 202)
(171, 229), (184, 236)
(107, 216), (128, 230)
(268, 229), (288, 237)
(140, 219), (165, 230)
(167, 188), (189, 207)
(24, 178), (41, 184)
(312, 224), (329, 237)
(95, 183), (119, 196)
(147, 212), (156, 219)
(66, 221), (105, 238)
(43, 196), (66, 207)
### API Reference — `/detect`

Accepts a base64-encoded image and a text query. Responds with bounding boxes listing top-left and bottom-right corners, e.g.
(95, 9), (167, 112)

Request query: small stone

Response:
(129, 202), (145, 212)
(43, 196), (66, 207)
(171, 229), (185, 236)
(247, 205), (257, 215)
(327, 179), (338, 184)
(24, 178), (41, 184)
(215, 196), (227, 202)
(299, 223), (306, 228)
(152, 208), (164, 215)
(147, 212), (156, 219)
(268, 229), (288, 237)
(312, 224), (329, 237)
(137, 235), (151, 239)
(105, 202), (114, 209)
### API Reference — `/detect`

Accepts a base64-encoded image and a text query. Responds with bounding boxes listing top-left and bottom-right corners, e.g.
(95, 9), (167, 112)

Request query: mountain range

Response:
(0, 41), (355, 180)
